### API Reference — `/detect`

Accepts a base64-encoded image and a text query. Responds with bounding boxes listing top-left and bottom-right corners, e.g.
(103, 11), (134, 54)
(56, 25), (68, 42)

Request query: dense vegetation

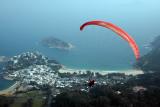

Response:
(40, 37), (72, 50)
(52, 72), (160, 107)
(1, 73), (160, 107)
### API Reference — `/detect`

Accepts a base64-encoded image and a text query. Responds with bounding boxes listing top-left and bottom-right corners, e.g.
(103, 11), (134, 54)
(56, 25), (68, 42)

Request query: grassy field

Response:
(10, 90), (46, 107)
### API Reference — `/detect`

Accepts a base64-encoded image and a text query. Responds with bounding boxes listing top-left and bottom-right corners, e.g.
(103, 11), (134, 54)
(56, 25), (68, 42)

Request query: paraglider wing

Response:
(80, 20), (140, 60)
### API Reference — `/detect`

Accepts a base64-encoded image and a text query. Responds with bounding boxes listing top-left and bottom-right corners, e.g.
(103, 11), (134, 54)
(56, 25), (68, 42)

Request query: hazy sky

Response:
(0, 0), (160, 69)
(0, 0), (160, 40)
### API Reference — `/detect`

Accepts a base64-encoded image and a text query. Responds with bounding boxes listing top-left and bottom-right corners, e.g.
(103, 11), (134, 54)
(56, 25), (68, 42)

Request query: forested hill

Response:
(136, 35), (160, 72)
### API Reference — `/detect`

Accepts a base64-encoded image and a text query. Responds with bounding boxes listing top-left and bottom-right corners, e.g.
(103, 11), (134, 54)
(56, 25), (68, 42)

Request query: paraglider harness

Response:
(88, 79), (95, 87)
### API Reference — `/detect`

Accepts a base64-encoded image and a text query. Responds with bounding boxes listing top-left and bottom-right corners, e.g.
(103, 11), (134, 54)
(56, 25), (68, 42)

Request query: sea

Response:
(0, 0), (160, 90)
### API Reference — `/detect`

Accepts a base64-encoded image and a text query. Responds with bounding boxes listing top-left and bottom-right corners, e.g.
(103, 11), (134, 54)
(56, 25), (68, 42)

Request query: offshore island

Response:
(1, 36), (160, 107)
(40, 37), (74, 50)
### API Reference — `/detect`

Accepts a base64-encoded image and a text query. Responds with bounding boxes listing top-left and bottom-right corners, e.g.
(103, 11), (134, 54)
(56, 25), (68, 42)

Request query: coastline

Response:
(0, 81), (20, 96)
(48, 43), (74, 50)
(59, 67), (144, 76)
(3, 75), (14, 81)
(0, 67), (143, 96)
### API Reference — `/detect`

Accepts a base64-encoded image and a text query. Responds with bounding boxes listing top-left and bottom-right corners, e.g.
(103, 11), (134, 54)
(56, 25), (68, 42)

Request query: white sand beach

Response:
(59, 67), (144, 76)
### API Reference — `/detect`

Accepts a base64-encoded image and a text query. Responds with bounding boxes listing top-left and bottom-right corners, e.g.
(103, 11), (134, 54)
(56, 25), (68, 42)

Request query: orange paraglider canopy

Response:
(80, 20), (140, 60)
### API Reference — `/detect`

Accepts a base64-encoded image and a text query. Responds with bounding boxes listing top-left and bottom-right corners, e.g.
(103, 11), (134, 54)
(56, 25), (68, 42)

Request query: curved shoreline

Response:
(0, 67), (143, 96)
(0, 81), (20, 96)
(59, 67), (144, 76)
(48, 42), (74, 50)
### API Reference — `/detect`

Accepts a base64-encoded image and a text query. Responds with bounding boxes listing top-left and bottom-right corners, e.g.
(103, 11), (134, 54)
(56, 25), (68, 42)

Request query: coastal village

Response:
(0, 52), (138, 96)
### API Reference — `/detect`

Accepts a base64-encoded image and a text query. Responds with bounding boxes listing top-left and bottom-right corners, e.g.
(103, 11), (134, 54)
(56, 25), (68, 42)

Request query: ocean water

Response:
(0, 0), (160, 89)
(0, 78), (15, 90)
